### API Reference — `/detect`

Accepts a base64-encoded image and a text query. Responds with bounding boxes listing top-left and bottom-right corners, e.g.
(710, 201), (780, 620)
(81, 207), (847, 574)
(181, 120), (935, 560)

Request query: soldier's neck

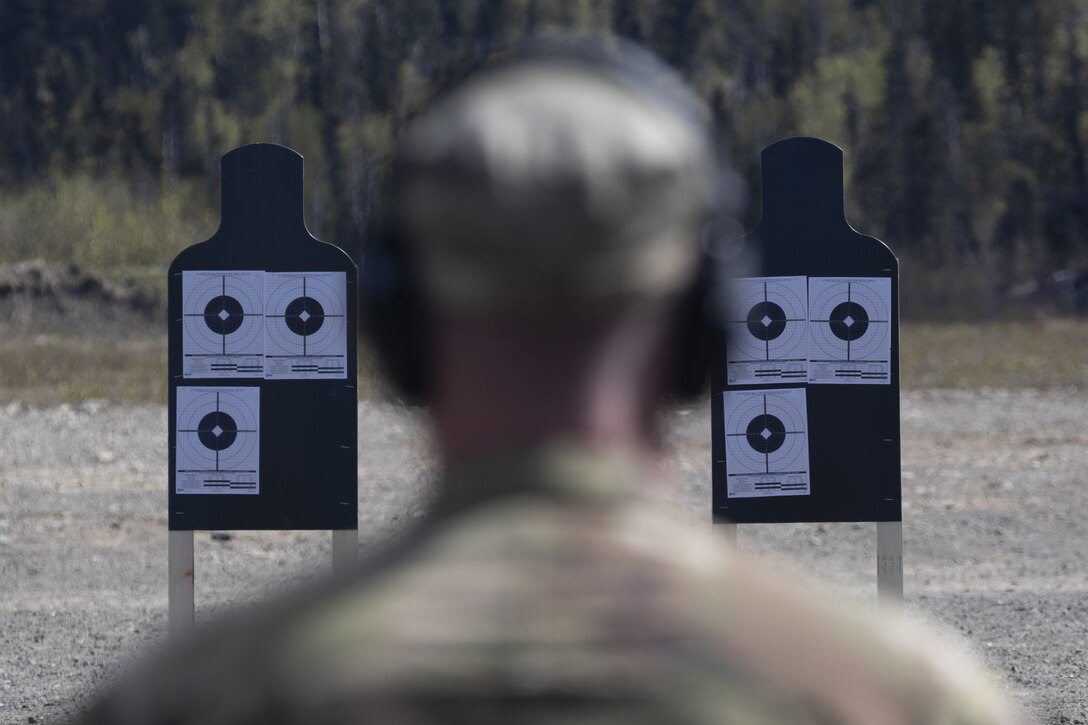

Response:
(431, 312), (668, 467)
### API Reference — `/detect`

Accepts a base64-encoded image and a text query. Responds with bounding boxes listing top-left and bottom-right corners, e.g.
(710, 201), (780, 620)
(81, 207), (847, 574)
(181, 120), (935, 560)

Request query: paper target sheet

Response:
(723, 388), (810, 498)
(726, 276), (809, 385)
(176, 386), (260, 494)
(182, 271), (264, 377)
(808, 277), (891, 384)
(264, 272), (348, 379)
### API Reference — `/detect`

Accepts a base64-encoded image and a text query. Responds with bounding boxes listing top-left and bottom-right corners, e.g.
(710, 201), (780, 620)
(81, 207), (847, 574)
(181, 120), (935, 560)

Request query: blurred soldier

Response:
(79, 38), (1027, 725)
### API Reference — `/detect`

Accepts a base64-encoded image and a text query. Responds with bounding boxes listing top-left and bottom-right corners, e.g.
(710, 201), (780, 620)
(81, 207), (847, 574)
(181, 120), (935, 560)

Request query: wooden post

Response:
(169, 530), (195, 637)
(331, 528), (358, 576)
(876, 520), (903, 611)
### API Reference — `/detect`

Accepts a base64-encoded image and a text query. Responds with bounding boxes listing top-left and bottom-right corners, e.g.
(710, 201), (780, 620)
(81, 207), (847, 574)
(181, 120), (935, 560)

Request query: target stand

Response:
(167, 144), (359, 635)
(712, 137), (903, 609)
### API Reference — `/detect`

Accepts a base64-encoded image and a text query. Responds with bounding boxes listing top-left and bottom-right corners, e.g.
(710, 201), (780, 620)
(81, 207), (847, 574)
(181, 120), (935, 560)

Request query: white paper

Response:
(723, 388), (810, 498)
(726, 276), (809, 385)
(183, 271), (265, 378)
(176, 387), (260, 494)
(808, 277), (891, 384)
(263, 272), (348, 379)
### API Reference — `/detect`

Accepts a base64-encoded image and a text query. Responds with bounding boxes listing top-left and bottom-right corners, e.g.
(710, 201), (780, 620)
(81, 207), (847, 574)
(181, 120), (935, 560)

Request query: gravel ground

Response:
(1, 389), (1085, 724)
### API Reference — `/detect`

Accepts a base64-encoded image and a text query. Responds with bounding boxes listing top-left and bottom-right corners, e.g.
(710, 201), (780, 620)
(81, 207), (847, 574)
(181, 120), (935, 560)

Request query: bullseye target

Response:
(808, 277), (891, 384)
(727, 276), (809, 385)
(723, 388), (810, 498)
(182, 271), (264, 378)
(264, 272), (347, 378)
(175, 386), (260, 494)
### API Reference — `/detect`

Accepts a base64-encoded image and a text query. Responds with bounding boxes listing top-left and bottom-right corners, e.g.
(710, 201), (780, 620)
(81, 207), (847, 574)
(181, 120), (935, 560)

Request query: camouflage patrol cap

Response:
(395, 40), (720, 316)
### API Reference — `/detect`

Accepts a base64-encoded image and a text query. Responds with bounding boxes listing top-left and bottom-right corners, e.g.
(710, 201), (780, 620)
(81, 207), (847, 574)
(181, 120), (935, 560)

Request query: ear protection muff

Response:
(359, 37), (741, 404)
(665, 213), (750, 402)
(359, 185), (432, 404)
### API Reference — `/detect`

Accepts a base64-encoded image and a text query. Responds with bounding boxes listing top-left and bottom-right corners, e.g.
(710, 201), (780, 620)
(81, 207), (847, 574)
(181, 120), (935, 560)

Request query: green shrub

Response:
(0, 175), (216, 272)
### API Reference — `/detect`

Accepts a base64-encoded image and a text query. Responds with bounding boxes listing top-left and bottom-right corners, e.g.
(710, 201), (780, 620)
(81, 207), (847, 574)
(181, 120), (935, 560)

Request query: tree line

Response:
(2, 0), (1086, 315)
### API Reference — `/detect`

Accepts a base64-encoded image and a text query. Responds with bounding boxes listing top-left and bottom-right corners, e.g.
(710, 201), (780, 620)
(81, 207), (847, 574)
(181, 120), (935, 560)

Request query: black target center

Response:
(746, 301), (788, 341)
(745, 414), (786, 454)
(204, 295), (245, 335)
(828, 301), (869, 341)
(284, 296), (325, 336)
(197, 411), (238, 451)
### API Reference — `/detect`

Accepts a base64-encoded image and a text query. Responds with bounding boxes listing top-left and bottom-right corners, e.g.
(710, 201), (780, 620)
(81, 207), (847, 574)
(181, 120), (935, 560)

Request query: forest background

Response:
(2, 0), (1088, 319)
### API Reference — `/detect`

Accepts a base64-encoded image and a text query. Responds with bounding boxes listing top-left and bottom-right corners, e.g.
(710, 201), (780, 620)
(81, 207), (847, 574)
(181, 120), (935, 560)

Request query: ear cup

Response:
(667, 252), (714, 401)
(359, 212), (431, 404)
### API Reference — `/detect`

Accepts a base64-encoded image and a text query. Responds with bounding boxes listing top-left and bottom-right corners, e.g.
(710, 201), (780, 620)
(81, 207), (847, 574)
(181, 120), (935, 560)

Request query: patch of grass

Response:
(1, 321), (1083, 407)
(901, 319), (1088, 389)
(0, 338), (380, 406)
(0, 338), (167, 406)
(0, 175), (216, 272)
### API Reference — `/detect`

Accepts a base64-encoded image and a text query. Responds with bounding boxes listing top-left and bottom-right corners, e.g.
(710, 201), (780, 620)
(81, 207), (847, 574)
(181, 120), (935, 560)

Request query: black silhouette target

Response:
(168, 143), (361, 526)
(176, 387), (259, 476)
(809, 278), (890, 362)
(724, 391), (808, 477)
(728, 278), (807, 363)
(712, 137), (901, 522)
(265, 273), (346, 357)
(183, 272), (263, 357)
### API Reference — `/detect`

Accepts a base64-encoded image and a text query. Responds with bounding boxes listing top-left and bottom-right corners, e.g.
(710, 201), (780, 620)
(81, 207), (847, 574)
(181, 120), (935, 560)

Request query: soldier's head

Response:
(364, 37), (734, 461)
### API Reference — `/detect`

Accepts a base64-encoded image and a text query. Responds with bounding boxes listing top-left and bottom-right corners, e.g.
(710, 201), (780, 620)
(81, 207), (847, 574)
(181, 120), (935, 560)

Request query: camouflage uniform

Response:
(79, 41), (1027, 725)
(83, 443), (1023, 724)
